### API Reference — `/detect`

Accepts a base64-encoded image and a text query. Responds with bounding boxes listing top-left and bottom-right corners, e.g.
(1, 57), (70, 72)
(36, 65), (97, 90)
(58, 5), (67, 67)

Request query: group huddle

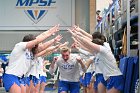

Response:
(3, 25), (124, 93)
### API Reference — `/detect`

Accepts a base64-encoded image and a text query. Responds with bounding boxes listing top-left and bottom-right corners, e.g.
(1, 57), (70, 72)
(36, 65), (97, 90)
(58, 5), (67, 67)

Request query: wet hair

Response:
(92, 32), (106, 42)
(92, 38), (104, 45)
(22, 34), (37, 56)
(22, 34), (36, 42)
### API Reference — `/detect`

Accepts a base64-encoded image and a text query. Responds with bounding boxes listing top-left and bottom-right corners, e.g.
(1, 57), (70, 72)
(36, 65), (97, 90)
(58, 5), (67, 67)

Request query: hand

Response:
(73, 25), (84, 32)
(54, 34), (63, 43)
(67, 28), (77, 37)
(75, 31), (83, 37)
(59, 42), (69, 48)
(48, 24), (60, 35)
(52, 57), (58, 63)
(71, 42), (76, 49)
(44, 60), (50, 65)
(76, 56), (82, 63)
(71, 42), (79, 49)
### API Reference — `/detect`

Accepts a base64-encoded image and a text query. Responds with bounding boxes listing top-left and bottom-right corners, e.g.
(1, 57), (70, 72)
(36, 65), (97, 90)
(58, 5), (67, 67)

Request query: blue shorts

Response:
(29, 75), (40, 86)
(19, 77), (26, 86)
(3, 73), (21, 92)
(80, 72), (93, 87)
(94, 73), (107, 90)
(106, 75), (124, 91)
(40, 76), (47, 84)
(58, 80), (80, 93)
(25, 77), (30, 86)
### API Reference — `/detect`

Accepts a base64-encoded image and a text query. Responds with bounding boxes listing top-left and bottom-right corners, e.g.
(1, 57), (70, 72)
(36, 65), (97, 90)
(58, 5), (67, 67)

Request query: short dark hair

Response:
(22, 34), (36, 42)
(92, 32), (106, 42)
(92, 38), (104, 45)
(22, 34), (36, 56)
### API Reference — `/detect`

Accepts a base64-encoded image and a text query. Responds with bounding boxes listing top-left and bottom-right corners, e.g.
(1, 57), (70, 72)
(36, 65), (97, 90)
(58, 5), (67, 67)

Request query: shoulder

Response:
(15, 42), (28, 50)
(99, 45), (109, 54)
(15, 42), (27, 46)
(103, 42), (111, 50)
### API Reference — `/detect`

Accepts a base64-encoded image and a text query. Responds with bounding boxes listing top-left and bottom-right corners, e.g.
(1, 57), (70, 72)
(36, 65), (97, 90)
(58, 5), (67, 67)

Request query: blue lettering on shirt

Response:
(94, 57), (99, 64)
(61, 64), (74, 70)
(25, 52), (34, 60)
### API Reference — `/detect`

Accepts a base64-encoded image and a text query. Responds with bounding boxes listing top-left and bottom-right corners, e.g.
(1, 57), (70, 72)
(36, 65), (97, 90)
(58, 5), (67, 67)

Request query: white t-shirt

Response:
(94, 45), (122, 80)
(103, 42), (112, 51)
(38, 57), (47, 77)
(49, 54), (86, 82)
(95, 42), (112, 74)
(78, 48), (95, 73)
(5, 42), (33, 77)
(27, 57), (40, 79)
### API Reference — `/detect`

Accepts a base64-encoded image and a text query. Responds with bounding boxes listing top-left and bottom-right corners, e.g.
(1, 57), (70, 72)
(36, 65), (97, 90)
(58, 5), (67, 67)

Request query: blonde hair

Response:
(60, 46), (71, 53)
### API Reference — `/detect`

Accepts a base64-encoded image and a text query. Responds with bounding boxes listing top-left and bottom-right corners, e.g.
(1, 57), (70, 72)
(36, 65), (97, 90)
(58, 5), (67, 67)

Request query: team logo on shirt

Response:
(16, 0), (56, 24)
(25, 52), (34, 60)
(94, 57), (99, 64)
(61, 64), (74, 70)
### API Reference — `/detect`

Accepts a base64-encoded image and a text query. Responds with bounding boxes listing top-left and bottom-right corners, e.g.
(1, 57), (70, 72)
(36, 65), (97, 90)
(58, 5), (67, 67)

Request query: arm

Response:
(38, 35), (62, 52)
(43, 67), (49, 73)
(73, 25), (92, 40)
(36, 41), (68, 57)
(43, 60), (50, 72)
(58, 42), (69, 49)
(78, 48), (93, 56)
(85, 57), (94, 69)
(72, 36), (93, 54)
(26, 25), (60, 50)
(76, 56), (87, 72)
(70, 30), (100, 54)
(49, 57), (58, 75)
(36, 44), (60, 57)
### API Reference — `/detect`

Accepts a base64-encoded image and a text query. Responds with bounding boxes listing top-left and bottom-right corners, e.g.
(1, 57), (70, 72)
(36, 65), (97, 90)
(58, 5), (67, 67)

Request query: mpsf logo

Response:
(16, 0), (56, 24)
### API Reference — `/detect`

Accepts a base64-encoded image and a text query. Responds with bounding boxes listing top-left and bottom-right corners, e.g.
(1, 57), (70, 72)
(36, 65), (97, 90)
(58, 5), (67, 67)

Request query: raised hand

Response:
(48, 24), (60, 35)
(59, 42), (69, 48)
(67, 28), (77, 37)
(54, 34), (63, 43)
(73, 25), (84, 32)
(36, 24), (60, 40)
(71, 42), (79, 49)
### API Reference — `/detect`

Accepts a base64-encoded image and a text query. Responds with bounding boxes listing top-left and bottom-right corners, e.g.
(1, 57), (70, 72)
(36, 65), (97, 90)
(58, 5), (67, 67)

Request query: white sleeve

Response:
(11, 42), (28, 55)
(79, 48), (93, 56)
(15, 42), (28, 51)
(99, 45), (105, 53)
(103, 42), (111, 51)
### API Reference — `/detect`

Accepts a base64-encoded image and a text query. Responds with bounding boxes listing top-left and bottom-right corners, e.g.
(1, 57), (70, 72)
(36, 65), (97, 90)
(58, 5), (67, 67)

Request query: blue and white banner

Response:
(0, 0), (75, 30)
